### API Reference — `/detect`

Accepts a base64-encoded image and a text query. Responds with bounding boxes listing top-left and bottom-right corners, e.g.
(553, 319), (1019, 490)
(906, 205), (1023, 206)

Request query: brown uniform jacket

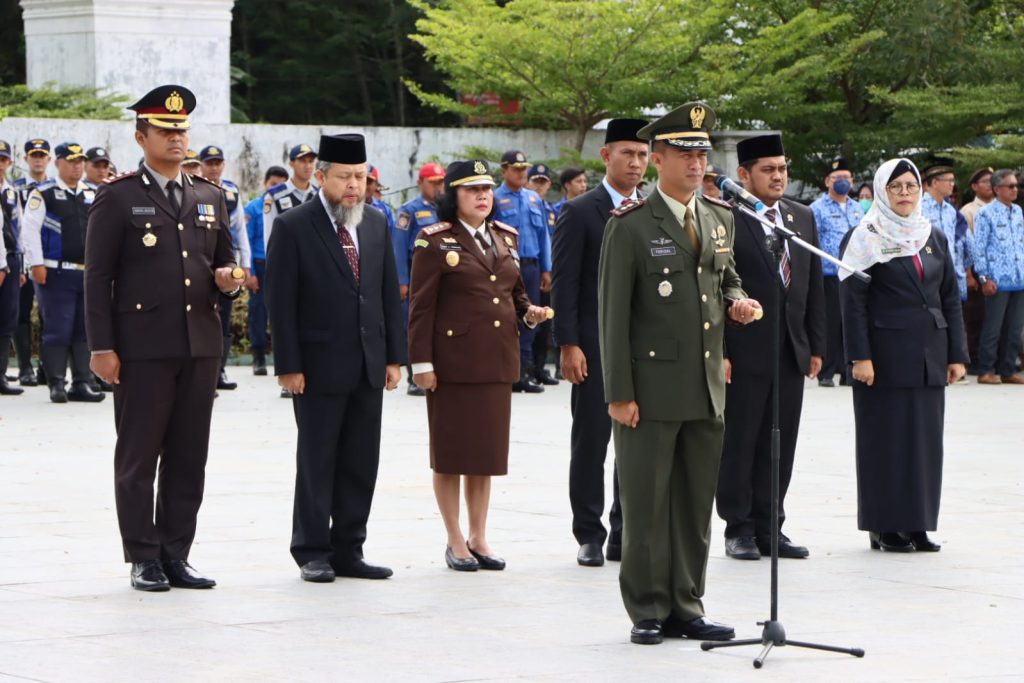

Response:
(84, 168), (235, 361)
(408, 220), (531, 384)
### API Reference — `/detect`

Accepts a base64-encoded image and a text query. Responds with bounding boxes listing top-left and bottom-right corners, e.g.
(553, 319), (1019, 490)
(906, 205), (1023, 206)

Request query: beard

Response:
(329, 198), (364, 227)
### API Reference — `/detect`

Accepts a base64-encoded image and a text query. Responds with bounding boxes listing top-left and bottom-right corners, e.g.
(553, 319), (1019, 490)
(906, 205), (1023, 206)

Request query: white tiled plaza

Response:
(1, 372), (1021, 682)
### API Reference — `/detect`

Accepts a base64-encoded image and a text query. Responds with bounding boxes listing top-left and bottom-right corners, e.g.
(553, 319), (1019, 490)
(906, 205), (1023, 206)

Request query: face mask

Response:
(832, 179), (852, 196)
(859, 199), (872, 212)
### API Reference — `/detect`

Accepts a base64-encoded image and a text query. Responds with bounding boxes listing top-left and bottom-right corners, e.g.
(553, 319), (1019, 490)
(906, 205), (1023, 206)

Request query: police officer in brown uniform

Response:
(85, 85), (244, 592)
(408, 160), (551, 572)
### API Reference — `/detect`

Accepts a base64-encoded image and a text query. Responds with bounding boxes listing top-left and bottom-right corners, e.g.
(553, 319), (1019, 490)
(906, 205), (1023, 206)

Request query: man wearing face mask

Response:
(265, 134), (405, 583)
(810, 158), (863, 387)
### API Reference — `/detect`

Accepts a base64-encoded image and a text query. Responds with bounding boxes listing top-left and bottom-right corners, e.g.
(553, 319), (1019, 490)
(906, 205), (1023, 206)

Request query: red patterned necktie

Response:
(912, 253), (924, 281)
(765, 208), (791, 290)
(337, 225), (360, 284)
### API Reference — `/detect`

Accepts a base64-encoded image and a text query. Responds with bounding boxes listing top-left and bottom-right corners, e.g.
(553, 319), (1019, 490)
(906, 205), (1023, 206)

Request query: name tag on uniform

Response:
(439, 243), (461, 252)
(651, 246), (676, 257)
(54, 189), (67, 201)
(132, 206), (156, 216)
(498, 198), (512, 206)
(881, 247), (901, 255)
(279, 197), (293, 210)
(83, 190), (95, 205)
(415, 210), (433, 219)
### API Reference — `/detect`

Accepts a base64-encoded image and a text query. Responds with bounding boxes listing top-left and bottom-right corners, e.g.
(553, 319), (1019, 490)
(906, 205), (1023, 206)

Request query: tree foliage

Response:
(0, 83), (127, 120)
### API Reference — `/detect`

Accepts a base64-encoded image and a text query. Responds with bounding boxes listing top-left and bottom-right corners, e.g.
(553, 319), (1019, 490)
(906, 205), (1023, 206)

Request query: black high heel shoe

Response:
(445, 546), (479, 571)
(869, 532), (914, 552)
(900, 532), (941, 552)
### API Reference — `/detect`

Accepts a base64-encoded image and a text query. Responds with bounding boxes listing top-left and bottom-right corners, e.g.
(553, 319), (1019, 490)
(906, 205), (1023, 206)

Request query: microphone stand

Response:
(700, 199), (869, 668)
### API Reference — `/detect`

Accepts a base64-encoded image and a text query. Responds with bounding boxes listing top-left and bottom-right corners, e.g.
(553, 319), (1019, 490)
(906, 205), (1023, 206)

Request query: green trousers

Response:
(613, 416), (724, 623)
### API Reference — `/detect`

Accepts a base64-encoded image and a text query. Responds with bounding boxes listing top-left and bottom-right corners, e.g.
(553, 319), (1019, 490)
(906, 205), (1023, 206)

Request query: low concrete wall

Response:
(0, 117), (753, 202)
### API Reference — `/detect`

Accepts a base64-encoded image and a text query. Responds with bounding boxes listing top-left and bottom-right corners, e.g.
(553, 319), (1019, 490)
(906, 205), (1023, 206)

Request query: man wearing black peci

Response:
(265, 133), (405, 583)
(552, 118), (649, 567)
(86, 85), (244, 591)
(716, 134), (826, 561)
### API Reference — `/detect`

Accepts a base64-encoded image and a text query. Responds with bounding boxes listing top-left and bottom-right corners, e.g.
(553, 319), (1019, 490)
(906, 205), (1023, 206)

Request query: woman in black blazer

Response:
(840, 158), (968, 553)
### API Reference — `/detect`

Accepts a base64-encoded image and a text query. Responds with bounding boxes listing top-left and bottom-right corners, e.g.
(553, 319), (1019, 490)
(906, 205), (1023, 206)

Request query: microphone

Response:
(713, 174), (765, 212)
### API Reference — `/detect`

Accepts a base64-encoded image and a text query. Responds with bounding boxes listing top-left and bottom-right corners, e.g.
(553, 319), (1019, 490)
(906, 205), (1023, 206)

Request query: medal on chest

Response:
(658, 280), (673, 298)
(446, 251), (460, 267)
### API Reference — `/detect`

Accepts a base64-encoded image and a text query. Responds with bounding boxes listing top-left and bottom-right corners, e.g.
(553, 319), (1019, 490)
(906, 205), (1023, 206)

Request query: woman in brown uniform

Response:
(408, 160), (551, 571)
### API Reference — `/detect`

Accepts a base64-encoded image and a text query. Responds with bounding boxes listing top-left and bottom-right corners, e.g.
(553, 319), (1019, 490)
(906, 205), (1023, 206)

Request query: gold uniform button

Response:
(649, 350), (656, 358)
(492, 297), (500, 305)
(494, 320), (501, 328)
(704, 350), (711, 359)
(186, 304), (192, 312)
(182, 250), (188, 258)
(489, 274), (497, 282)
(178, 223), (185, 231)
(185, 278), (191, 286)
(135, 303), (142, 310)
(701, 294), (708, 302)
(703, 322), (710, 330)
(446, 330), (453, 337)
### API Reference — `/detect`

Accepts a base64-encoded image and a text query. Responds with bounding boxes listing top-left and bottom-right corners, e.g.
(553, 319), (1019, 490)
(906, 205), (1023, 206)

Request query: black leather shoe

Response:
(0, 376), (24, 395)
(630, 619), (663, 645)
(67, 381), (105, 402)
(577, 542), (604, 567)
(725, 536), (761, 560)
(407, 383), (426, 397)
(818, 377), (835, 387)
(130, 560), (171, 592)
(48, 381), (68, 403)
(217, 370), (237, 390)
(869, 531), (914, 552)
(18, 370), (38, 387)
(900, 531), (941, 552)
(534, 369), (560, 386)
(333, 559), (393, 579)
(755, 534), (809, 559)
(162, 560), (216, 588)
(512, 373), (544, 393)
(252, 350), (268, 376)
(300, 560), (336, 583)
(664, 615), (735, 641)
(467, 543), (505, 570)
(445, 546), (479, 572)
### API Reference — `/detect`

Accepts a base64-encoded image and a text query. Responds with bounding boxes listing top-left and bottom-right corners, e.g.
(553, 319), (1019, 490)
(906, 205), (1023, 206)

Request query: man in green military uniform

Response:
(598, 102), (762, 645)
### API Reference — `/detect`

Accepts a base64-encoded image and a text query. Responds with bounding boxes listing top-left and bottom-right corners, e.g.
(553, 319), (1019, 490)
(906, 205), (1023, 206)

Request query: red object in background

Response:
(461, 92), (521, 125)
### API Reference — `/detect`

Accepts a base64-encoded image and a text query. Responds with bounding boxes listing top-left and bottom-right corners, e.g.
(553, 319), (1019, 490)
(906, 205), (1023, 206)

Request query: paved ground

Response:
(0, 369), (1021, 682)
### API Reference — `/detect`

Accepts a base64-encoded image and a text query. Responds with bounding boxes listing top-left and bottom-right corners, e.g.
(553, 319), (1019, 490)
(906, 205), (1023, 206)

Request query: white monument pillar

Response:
(20, 0), (236, 123)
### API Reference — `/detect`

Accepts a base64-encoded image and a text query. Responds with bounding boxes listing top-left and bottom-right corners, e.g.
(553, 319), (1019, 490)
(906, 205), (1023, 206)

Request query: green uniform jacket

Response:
(598, 188), (745, 422)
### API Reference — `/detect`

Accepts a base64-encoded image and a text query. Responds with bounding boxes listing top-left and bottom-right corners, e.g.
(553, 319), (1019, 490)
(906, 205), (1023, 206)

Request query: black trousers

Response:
(0, 252), (18, 336)
(113, 357), (220, 562)
(290, 372), (384, 568)
(531, 290), (552, 373)
(716, 343), (805, 539)
(821, 276), (844, 380)
(568, 340), (622, 546)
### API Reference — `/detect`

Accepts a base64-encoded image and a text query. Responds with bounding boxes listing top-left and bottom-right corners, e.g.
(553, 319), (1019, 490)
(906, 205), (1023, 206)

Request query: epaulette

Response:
(699, 194), (733, 210)
(104, 170), (137, 185)
(422, 222), (452, 236)
(34, 179), (57, 192)
(492, 220), (518, 236)
(12, 177), (29, 188)
(610, 197), (646, 217)
(190, 174), (218, 188)
(221, 179), (239, 190)
(269, 183), (291, 200)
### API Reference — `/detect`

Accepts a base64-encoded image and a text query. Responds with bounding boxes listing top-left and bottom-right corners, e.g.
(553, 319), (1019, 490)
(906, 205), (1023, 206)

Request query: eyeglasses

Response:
(885, 182), (921, 195)
(997, 183), (1020, 189)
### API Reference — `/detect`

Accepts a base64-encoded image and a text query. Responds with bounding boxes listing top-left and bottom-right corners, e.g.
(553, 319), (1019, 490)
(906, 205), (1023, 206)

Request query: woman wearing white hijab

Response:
(840, 158), (968, 553)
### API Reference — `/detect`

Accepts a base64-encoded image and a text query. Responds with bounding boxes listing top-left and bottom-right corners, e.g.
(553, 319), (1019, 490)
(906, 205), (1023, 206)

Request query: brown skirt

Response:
(426, 381), (511, 475)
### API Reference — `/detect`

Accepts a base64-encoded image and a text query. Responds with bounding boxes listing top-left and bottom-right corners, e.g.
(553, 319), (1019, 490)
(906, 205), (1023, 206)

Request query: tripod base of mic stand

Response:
(700, 620), (864, 669)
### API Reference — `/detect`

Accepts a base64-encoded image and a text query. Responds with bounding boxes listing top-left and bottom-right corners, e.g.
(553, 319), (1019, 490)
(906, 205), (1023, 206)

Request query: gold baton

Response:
(231, 267), (245, 280)
(752, 308), (764, 320)
(546, 308), (555, 320)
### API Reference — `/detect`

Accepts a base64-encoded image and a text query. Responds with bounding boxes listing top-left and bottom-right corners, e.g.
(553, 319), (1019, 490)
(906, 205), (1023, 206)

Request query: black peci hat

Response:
(604, 118), (648, 145)
(737, 134), (785, 165)
(317, 134), (366, 164)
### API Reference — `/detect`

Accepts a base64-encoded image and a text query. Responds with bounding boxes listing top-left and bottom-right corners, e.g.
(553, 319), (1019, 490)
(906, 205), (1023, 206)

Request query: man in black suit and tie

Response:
(716, 134), (827, 561)
(551, 119), (648, 567)
(265, 134), (405, 583)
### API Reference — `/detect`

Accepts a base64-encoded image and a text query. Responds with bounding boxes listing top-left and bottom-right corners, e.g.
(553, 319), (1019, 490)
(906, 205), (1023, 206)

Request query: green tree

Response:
(405, 0), (732, 151)
(0, 83), (127, 120)
(698, 1), (1024, 184)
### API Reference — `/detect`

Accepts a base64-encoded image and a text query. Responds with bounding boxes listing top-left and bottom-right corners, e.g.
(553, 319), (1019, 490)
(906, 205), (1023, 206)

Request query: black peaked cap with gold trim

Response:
(128, 85), (196, 130)
(637, 102), (716, 151)
(445, 160), (496, 189)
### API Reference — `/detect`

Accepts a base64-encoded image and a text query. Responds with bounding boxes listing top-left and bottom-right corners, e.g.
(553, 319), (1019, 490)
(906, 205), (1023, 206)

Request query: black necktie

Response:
(166, 180), (181, 217)
(474, 230), (494, 266)
(765, 208), (791, 290)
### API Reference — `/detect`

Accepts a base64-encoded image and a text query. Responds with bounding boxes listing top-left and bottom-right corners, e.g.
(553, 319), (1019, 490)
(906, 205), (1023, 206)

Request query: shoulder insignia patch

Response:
(492, 220), (519, 236)
(104, 170), (138, 185)
(35, 179), (57, 192)
(397, 212), (411, 230)
(414, 238), (430, 249)
(27, 195), (42, 211)
(699, 194), (733, 210)
(191, 174), (217, 187)
(423, 222), (453, 236)
(610, 198), (646, 217)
